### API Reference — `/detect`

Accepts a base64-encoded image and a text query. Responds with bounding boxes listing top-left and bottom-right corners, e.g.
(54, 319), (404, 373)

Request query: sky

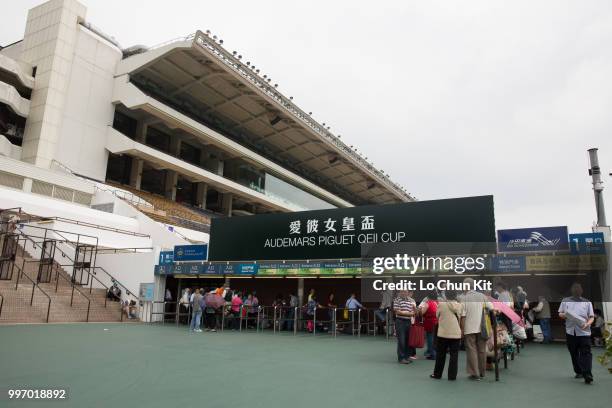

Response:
(2, 0), (612, 234)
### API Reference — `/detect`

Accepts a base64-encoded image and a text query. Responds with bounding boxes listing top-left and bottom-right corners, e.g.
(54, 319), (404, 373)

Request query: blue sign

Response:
(159, 251), (174, 265)
(491, 256), (526, 272)
(173, 244), (208, 262)
(218, 263), (259, 275)
(497, 226), (568, 253)
(139, 283), (155, 301)
(235, 264), (258, 275)
(569, 232), (605, 255)
(155, 262), (258, 275)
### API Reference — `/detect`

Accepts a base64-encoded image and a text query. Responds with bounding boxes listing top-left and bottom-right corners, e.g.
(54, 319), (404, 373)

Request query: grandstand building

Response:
(0, 0), (412, 322)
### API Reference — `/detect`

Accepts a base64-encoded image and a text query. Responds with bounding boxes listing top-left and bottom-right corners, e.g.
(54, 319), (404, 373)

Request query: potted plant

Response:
(597, 327), (612, 374)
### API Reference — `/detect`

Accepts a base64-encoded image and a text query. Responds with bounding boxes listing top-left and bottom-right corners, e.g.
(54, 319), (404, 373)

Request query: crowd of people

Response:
(173, 279), (604, 385)
(391, 279), (601, 385)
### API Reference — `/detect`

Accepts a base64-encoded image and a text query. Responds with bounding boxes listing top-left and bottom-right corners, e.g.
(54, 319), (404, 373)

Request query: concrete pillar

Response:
(217, 159), (224, 176)
(22, 178), (33, 193)
(165, 170), (178, 201)
(297, 278), (304, 306)
(221, 193), (233, 217)
(196, 182), (208, 209)
(135, 121), (147, 143)
(129, 158), (143, 189)
(20, 0), (87, 168)
(170, 137), (181, 157)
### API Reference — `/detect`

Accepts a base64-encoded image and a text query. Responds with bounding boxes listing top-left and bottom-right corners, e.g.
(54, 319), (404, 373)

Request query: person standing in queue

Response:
(419, 291), (439, 360)
(430, 290), (463, 380)
(533, 295), (552, 344)
(393, 290), (416, 364)
(460, 278), (493, 381)
(558, 283), (595, 384)
(190, 289), (203, 332)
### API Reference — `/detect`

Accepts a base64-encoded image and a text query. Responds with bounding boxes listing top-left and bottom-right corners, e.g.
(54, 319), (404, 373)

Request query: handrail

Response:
(0, 207), (23, 216)
(51, 159), (155, 211)
(91, 266), (137, 299)
(12, 229), (77, 265)
(162, 226), (192, 242)
(0, 206), (150, 238)
(57, 263), (111, 309)
(43, 216), (150, 238)
(21, 259), (92, 321)
(15, 259), (51, 323)
(1, 220), (100, 243)
(94, 247), (153, 254)
(0, 293), (3, 318)
(91, 266), (139, 322)
(49, 261), (91, 321)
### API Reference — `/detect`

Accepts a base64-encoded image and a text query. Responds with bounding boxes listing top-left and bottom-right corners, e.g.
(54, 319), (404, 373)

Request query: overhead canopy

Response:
(117, 31), (414, 207)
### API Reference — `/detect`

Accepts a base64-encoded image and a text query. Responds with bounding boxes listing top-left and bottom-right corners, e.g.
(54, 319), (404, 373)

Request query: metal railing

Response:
(491, 310), (500, 381)
(13, 260), (51, 323)
(94, 247), (153, 254)
(50, 159), (155, 211)
(90, 266), (139, 321)
(0, 293), (3, 318)
(5, 226), (134, 322)
(57, 262), (116, 315)
(152, 302), (397, 339)
(50, 261), (91, 321)
(1, 206), (149, 238)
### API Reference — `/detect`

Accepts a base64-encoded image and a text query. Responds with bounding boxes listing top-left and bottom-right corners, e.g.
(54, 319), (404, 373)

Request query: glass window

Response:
(112, 110), (137, 139)
(264, 173), (336, 210)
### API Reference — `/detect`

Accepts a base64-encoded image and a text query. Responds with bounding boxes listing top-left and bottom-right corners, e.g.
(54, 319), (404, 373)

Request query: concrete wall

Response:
(95, 251), (157, 301)
(91, 188), (189, 249)
(19, 0), (87, 168)
(54, 25), (122, 181)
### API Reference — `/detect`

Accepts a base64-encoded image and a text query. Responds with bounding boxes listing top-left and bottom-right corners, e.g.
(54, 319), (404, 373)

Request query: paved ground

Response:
(0, 323), (610, 408)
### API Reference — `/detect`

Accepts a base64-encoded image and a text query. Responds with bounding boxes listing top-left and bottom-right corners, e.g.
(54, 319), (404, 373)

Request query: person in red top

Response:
(230, 292), (243, 330)
(419, 291), (439, 360)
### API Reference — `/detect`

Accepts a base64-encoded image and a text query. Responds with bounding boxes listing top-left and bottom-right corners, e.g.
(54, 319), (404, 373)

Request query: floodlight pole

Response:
(588, 148), (608, 227)
(587, 148), (612, 322)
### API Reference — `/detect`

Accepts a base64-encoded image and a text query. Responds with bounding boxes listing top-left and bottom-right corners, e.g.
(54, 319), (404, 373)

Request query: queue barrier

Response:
(154, 303), (396, 339)
(149, 301), (182, 324)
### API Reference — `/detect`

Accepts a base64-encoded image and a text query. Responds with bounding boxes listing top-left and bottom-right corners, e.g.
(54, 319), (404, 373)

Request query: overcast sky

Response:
(2, 0), (612, 233)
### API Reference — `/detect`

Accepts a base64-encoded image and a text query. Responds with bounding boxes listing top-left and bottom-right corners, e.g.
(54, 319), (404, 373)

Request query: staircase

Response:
(0, 235), (131, 324)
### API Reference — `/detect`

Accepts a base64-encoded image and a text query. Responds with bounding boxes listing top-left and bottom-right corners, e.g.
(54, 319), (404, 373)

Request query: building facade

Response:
(1, 0), (412, 222)
(0, 0), (415, 313)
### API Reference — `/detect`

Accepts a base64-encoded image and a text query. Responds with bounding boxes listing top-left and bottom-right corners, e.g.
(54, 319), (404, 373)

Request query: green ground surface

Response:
(0, 323), (610, 408)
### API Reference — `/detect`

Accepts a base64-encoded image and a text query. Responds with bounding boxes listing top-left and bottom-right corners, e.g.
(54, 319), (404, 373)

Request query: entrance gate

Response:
(73, 244), (95, 285)
(0, 234), (18, 280)
(37, 239), (56, 283)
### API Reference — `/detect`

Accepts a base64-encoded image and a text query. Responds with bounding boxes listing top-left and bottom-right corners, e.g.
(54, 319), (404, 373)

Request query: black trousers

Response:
(205, 312), (217, 329)
(396, 318), (411, 361)
(433, 337), (460, 380)
(566, 333), (592, 378)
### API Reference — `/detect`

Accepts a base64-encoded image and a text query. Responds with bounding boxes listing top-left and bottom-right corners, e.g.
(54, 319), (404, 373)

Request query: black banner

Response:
(208, 195), (496, 261)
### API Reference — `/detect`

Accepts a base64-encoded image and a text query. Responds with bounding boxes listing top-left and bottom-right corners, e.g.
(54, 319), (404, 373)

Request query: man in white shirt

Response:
(558, 283), (595, 384)
(460, 278), (493, 381)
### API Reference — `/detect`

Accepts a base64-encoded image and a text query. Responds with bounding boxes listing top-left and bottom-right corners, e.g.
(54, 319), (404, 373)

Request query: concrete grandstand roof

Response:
(116, 31), (414, 206)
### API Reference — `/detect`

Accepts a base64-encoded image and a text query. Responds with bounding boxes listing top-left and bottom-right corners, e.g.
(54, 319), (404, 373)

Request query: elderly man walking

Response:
(559, 283), (595, 384)
(460, 278), (493, 381)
